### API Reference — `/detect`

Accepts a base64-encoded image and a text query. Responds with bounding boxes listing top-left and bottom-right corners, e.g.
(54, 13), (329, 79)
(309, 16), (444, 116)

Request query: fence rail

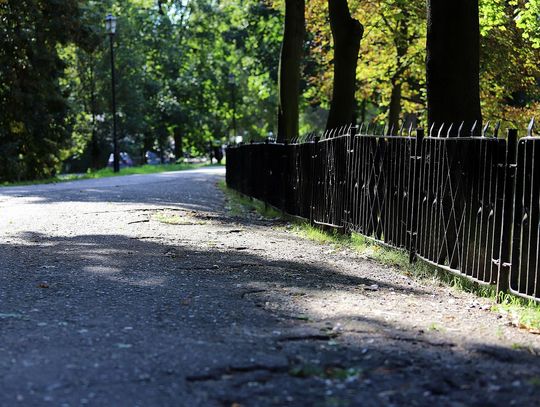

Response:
(226, 124), (540, 302)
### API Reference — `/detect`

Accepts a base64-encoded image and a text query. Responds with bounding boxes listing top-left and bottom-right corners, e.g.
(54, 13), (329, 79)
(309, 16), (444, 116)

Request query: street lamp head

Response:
(105, 13), (117, 35)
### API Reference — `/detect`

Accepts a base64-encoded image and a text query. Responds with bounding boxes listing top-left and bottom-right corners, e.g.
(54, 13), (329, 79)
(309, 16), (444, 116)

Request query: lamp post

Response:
(228, 73), (237, 141)
(105, 13), (119, 173)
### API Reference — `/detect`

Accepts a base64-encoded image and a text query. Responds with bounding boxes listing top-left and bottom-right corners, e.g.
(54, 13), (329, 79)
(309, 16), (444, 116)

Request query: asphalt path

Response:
(1, 167), (540, 406)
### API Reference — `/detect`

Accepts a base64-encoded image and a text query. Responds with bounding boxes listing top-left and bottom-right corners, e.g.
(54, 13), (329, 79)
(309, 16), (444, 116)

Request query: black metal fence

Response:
(226, 123), (540, 302)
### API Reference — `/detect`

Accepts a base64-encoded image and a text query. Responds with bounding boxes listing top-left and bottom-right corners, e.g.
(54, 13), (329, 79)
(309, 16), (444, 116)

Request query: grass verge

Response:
(220, 182), (540, 333)
(1, 162), (221, 187)
(217, 180), (282, 219)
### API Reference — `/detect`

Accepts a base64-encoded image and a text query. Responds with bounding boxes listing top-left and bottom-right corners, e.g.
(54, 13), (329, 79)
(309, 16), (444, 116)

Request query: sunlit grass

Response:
(81, 162), (207, 178)
(217, 180), (282, 219)
(494, 293), (540, 333)
(1, 162), (222, 187)
(295, 223), (540, 332)
(153, 212), (205, 225)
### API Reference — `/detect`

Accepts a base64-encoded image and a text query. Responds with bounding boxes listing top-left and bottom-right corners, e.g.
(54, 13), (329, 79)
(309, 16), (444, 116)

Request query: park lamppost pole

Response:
(228, 73), (237, 141)
(105, 13), (119, 173)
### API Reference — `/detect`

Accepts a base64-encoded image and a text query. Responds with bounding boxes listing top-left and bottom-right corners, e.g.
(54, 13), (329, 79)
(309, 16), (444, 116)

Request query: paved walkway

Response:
(0, 167), (539, 406)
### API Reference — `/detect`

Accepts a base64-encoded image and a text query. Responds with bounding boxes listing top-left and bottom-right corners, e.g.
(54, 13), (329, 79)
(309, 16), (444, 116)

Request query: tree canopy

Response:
(0, 0), (539, 180)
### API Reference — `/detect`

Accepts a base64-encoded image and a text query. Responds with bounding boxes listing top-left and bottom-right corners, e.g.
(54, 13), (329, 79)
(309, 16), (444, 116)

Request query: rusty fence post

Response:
(496, 128), (518, 301)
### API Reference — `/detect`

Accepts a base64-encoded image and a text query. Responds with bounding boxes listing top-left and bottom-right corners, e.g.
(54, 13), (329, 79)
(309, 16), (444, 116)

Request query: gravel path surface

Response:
(1, 167), (540, 406)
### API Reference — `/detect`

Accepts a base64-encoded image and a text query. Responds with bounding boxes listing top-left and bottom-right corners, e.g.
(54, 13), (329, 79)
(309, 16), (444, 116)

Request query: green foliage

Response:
(479, 0), (540, 127)
(0, 0), (89, 181)
(296, 0), (540, 130)
(4, 0), (540, 180)
(0, 0), (282, 181)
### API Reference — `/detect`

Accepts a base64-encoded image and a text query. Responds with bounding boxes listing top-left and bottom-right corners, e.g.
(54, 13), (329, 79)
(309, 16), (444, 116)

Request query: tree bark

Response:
(426, 0), (482, 134)
(88, 65), (101, 169)
(174, 128), (183, 160)
(277, 0), (305, 143)
(326, 0), (363, 131)
(388, 79), (402, 134)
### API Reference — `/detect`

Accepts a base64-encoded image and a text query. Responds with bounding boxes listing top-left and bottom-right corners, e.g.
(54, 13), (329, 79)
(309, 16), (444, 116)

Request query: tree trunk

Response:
(325, 0), (363, 131)
(427, 0), (481, 269)
(426, 0), (482, 134)
(387, 80), (402, 134)
(277, 0), (305, 143)
(174, 128), (183, 160)
(88, 64), (101, 169)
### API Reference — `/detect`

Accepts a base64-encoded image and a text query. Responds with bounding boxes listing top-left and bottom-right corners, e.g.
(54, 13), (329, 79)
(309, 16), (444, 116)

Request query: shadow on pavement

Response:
(1, 230), (539, 406)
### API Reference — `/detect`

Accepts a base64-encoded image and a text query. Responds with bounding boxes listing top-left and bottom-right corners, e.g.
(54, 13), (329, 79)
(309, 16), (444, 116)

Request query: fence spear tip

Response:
(458, 121), (465, 137)
(429, 122), (436, 138)
(482, 121), (490, 138)
(437, 123), (445, 138)
(528, 117), (535, 137)
(470, 120), (478, 136)
(446, 123), (454, 138)
(494, 121), (501, 138)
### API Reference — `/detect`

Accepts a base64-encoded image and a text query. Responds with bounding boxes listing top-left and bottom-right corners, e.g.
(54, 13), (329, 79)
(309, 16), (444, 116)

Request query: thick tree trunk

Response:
(277, 0), (305, 143)
(427, 0), (482, 269)
(427, 0), (482, 134)
(326, 0), (363, 131)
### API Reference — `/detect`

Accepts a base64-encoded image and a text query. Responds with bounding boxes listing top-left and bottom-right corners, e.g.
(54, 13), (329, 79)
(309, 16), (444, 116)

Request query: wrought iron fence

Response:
(509, 135), (540, 300)
(226, 121), (540, 302)
(416, 132), (507, 285)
